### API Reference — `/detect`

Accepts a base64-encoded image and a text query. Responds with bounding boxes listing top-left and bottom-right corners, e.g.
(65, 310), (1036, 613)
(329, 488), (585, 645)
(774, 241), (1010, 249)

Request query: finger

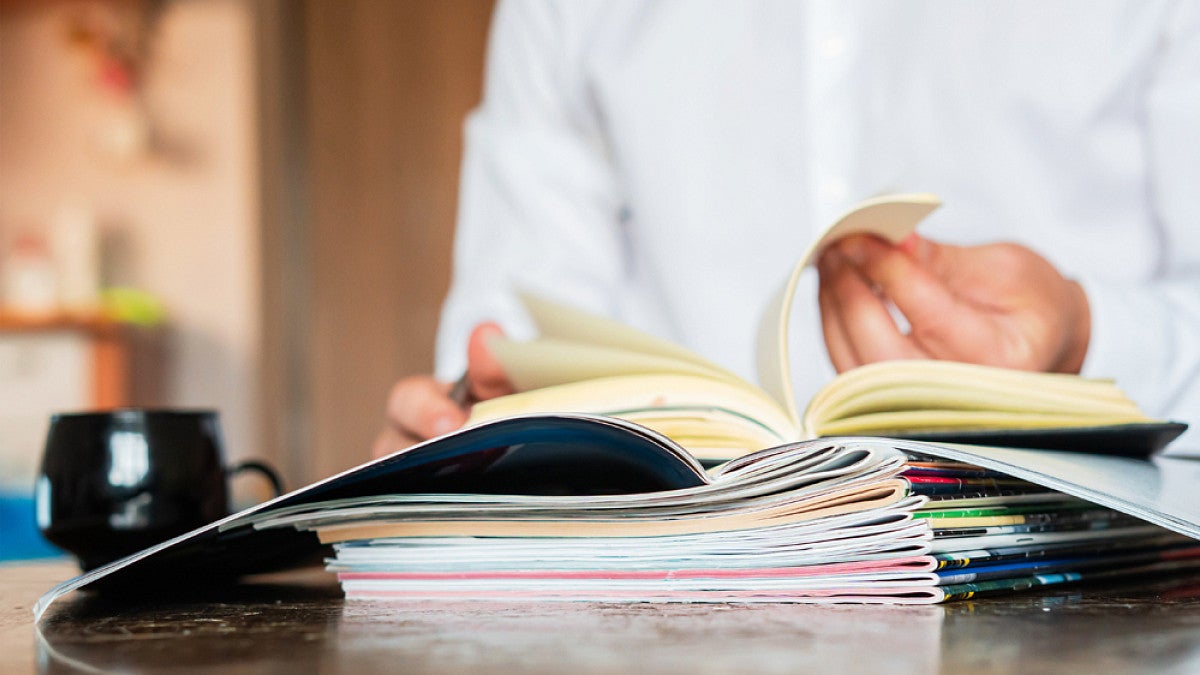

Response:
(841, 235), (989, 359)
(840, 235), (963, 334)
(924, 241), (1088, 371)
(467, 322), (516, 401)
(910, 235), (1020, 297)
(817, 249), (861, 372)
(896, 232), (931, 262)
(372, 425), (419, 458)
(847, 236), (1031, 365)
(824, 239), (924, 364)
(385, 375), (468, 442)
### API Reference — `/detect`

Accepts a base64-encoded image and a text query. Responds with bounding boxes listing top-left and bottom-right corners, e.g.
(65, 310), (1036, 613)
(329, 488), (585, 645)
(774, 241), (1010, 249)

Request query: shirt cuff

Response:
(1078, 276), (1173, 417)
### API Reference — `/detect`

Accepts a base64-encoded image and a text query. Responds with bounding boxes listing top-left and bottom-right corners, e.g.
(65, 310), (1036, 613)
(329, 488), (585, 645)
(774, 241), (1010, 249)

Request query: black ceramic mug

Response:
(35, 409), (283, 570)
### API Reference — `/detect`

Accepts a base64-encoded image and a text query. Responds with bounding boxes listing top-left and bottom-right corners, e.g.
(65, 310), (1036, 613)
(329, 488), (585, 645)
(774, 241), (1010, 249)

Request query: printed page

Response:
(897, 440), (1200, 540)
(254, 442), (910, 531)
(312, 484), (911, 541)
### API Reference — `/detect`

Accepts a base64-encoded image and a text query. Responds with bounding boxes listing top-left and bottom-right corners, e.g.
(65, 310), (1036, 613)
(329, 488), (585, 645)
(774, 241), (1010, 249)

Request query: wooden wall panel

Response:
(302, 0), (493, 479)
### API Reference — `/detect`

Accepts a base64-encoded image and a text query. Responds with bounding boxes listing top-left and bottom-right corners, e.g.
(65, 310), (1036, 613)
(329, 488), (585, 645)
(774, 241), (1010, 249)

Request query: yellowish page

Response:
(468, 372), (800, 456)
(490, 338), (751, 392)
(803, 360), (1147, 433)
(490, 293), (751, 392)
(756, 194), (943, 432)
(522, 293), (739, 373)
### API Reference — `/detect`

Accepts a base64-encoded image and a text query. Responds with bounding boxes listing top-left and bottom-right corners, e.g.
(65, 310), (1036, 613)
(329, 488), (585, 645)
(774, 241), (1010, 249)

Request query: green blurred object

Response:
(101, 287), (166, 326)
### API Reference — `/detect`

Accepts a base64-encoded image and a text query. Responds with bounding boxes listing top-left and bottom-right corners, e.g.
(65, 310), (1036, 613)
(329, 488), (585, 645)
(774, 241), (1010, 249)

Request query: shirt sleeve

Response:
(435, 0), (624, 380)
(1078, 2), (1200, 451)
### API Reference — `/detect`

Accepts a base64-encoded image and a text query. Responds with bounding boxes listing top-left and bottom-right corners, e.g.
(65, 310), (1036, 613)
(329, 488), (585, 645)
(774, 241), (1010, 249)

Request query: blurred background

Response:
(0, 0), (494, 557)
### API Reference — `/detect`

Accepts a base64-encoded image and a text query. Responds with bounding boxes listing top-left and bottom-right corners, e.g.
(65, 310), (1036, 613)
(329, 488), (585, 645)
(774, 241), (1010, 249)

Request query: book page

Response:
(467, 372), (801, 455)
(521, 293), (736, 374)
(755, 194), (943, 431)
(802, 359), (1149, 434)
(491, 294), (755, 393)
(489, 338), (744, 392)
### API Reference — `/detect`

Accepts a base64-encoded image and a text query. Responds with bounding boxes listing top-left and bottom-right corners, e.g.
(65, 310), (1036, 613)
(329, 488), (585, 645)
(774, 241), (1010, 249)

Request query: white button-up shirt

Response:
(437, 0), (1200, 449)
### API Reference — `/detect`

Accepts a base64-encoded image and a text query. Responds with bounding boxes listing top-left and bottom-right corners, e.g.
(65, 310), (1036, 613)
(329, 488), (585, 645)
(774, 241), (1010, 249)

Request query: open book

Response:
(468, 195), (1185, 459)
(35, 415), (1200, 613)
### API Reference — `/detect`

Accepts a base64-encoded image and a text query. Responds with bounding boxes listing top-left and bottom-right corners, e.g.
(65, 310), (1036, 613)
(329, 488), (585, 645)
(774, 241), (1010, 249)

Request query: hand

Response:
(816, 234), (1090, 374)
(371, 322), (515, 457)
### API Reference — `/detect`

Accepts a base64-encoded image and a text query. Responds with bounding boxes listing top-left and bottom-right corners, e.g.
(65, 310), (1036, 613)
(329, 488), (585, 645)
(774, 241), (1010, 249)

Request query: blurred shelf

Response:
(0, 309), (164, 411)
(0, 309), (122, 335)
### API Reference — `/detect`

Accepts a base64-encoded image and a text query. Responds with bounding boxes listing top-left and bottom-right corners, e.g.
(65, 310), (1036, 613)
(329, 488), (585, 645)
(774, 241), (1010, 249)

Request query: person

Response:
(374, 0), (1200, 456)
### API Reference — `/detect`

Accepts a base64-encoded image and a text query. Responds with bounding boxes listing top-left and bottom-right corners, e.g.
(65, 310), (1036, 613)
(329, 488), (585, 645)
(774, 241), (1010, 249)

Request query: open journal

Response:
(34, 415), (1200, 615)
(468, 195), (1186, 459)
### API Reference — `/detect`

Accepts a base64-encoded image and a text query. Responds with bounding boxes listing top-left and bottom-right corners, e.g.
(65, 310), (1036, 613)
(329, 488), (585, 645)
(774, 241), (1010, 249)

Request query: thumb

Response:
(466, 322), (515, 401)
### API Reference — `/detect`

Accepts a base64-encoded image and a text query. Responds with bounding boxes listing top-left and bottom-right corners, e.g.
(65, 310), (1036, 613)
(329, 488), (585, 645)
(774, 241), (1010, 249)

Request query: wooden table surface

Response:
(7, 559), (1200, 674)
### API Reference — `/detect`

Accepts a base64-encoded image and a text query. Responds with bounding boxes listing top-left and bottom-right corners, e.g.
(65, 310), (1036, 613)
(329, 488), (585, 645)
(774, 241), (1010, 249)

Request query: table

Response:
(7, 561), (1200, 673)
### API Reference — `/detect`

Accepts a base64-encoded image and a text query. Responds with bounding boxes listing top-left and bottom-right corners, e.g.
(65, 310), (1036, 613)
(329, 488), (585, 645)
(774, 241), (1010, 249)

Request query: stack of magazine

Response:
(907, 455), (1199, 601)
(242, 419), (1200, 605)
(35, 415), (1200, 619)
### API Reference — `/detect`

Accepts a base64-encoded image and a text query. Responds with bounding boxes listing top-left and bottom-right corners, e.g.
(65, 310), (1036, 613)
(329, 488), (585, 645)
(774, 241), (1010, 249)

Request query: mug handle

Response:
(228, 460), (285, 498)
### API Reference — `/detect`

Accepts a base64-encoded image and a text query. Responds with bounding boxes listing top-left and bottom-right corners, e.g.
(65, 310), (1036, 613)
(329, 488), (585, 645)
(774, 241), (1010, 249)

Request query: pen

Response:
(449, 371), (474, 407)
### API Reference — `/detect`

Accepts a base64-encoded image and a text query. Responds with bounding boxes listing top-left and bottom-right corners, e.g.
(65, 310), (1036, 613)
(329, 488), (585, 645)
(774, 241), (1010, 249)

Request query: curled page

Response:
(755, 194), (942, 429)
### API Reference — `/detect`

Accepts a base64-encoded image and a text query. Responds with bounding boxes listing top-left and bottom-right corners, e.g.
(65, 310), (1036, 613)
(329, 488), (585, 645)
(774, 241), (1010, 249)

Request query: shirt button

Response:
(820, 178), (849, 202)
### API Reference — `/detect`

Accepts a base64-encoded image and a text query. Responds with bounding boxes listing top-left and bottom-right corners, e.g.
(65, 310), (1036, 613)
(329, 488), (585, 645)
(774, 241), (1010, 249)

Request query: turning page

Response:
(755, 194), (943, 421)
